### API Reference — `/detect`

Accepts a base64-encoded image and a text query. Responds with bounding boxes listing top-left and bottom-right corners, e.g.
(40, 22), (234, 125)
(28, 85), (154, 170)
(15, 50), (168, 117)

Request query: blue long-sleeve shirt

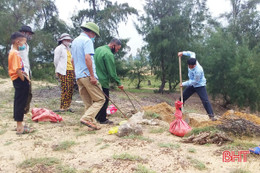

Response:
(182, 51), (206, 88)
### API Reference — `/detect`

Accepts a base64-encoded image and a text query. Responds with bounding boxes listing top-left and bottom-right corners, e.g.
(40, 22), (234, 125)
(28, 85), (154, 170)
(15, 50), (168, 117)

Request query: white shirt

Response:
(11, 43), (31, 77)
(54, 44), (69, 75)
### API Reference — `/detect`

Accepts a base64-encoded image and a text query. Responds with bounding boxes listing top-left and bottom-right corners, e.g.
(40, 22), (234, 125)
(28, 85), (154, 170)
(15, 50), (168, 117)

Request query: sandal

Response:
(66, 108), (75, 113)
(13, 125), (29, 131)
(16, 126), (34, 135)
(80, 120), (101, 130)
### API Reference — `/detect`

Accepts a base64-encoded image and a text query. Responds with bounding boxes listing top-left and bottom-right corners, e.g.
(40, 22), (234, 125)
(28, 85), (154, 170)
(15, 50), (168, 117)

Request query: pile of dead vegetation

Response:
(182, 131), (233, 146)
(217, 110), (260, 137)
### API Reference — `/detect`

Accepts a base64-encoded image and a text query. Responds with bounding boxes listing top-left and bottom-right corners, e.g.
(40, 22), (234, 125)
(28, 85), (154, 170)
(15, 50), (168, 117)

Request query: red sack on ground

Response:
(106, 104), (117, 115)
(169, 101), (192, 137)
(31, 108), (63, 122)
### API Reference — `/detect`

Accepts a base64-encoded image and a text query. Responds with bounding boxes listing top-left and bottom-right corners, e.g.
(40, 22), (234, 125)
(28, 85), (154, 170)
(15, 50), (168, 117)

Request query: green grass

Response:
(187, 157), (206, 170)
(158, 143), (180, 149)
(149, 128), (165, 134)
(4, 141), (13, 146)
(95, 138), (103, 146)
(121, 75), (162, 91)
(204, 143), (212, 147)
(19, 157), (60, 168)
(122, 135), (154, 142)
(230, 169), (251, 173)
(125, 88), (154, 93)
(135, 164), (156, 173)
(52, 141), (76, 151)
(76, 130), (96, 137)
(19, 157), (76, 172)
(113, 153), (143, 161)
(56, 164), (77, 173)
(0, 129), (7, 135)
(145, 111), (161, 119)
(188, 148), (196, 153)
(220, 140), (257, 151)
(100, 144), (110, 150)
(185, 126), (220, 137)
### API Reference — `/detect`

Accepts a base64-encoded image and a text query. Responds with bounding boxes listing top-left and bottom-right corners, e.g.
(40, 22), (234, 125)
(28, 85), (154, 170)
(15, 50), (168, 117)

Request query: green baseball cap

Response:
(80, 22), (100, 37)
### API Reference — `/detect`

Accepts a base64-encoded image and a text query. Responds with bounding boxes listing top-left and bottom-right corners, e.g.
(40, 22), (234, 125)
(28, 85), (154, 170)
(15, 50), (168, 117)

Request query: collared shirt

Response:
(71, 32), (97, 80)
(94, 45), (121, 89)
(182, 51), (206, 87)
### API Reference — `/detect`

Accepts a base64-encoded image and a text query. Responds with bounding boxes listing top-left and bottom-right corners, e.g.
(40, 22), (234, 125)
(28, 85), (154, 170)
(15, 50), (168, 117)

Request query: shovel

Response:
(83, 72), (127, 118)
(97, 86), (127, 119)
(124, 91), (144, 111)
(122, 89), (137, 113)
(179, 55), (184, 112)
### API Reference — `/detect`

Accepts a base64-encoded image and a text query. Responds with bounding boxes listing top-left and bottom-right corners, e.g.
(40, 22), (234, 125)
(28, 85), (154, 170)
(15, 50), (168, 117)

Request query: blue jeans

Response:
(182, 86), (214, 117)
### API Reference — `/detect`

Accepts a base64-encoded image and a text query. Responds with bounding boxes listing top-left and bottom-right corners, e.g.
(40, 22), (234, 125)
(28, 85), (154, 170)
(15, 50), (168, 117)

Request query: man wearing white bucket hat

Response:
(54, 33), (75, 112)
(71, 22), (105, 130)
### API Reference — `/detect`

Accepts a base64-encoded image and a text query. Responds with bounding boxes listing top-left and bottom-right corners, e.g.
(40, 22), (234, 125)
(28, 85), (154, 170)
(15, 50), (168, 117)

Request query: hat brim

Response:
(58, 36), (72, 41)
(80, 26), (100, 37)
(19, 29), (34, 34)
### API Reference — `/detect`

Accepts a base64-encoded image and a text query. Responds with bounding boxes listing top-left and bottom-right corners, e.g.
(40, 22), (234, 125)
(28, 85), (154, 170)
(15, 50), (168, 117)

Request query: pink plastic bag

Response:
(169, 101), (192, 137)
(31, 108), (63, 122)
(106, 104), (117, 115)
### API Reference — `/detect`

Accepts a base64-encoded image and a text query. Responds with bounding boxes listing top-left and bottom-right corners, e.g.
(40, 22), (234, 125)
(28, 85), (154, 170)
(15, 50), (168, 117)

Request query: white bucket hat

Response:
(58, 33), (72, 41)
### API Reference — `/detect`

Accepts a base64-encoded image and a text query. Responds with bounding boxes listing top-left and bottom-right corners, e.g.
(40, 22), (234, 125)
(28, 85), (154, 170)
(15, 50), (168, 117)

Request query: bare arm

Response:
(17, 69), (25, 81)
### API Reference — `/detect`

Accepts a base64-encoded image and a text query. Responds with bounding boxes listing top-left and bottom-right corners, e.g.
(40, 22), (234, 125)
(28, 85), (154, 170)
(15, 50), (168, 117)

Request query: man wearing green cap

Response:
(71, 22), (105, 130)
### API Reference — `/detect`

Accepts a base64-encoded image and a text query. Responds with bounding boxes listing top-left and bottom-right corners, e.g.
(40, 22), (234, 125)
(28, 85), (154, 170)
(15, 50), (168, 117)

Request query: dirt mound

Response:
(143, 102), (175, 123)
(217, 118), (260, 137)
(189, 110), (260, 128)
(221, 110), (260, 125)
(189, 118), (221, 128)
(188, 110), (260, 136)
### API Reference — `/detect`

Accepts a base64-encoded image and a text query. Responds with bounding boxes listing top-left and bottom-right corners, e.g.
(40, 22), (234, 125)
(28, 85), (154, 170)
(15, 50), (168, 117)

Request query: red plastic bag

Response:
(169, 101), (192, 137)
(31, 108), (63, 122)
(106, 104), (117, 115)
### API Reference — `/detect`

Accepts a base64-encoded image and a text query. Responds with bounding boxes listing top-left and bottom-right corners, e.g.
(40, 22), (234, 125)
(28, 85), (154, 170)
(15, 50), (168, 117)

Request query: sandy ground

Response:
(0, 78), (259, 173)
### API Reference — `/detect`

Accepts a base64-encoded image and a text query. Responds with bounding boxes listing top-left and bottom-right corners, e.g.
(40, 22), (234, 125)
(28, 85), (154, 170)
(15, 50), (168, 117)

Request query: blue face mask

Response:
(18, 44), (26, 51)
(91, 37), (96, 43)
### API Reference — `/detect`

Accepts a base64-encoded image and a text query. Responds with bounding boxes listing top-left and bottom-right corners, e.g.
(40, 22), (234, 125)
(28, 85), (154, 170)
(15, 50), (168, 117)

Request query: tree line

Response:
(0, 0), (259, 111)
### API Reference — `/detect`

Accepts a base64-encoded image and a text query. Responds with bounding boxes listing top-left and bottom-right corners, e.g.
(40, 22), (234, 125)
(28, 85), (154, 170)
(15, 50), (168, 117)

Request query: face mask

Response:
(25, 33), (32, 41)
(91, 37), (96, 43)
(111, 45), (116, 54)
(63, 41), (71, 47)
(18, 44), (26, 51)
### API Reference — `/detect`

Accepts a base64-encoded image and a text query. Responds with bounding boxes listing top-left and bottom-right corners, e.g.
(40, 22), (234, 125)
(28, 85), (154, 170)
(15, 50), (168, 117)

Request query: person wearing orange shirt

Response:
(8, 32), (32, 134)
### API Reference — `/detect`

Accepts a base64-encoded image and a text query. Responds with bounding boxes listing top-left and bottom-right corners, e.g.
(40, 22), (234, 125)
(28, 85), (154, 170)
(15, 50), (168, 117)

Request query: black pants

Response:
(13, 78), (29, 122)
(24, 82), (32, 114)
(182, 86), (214, 117)
(95, 87), (109, 122)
